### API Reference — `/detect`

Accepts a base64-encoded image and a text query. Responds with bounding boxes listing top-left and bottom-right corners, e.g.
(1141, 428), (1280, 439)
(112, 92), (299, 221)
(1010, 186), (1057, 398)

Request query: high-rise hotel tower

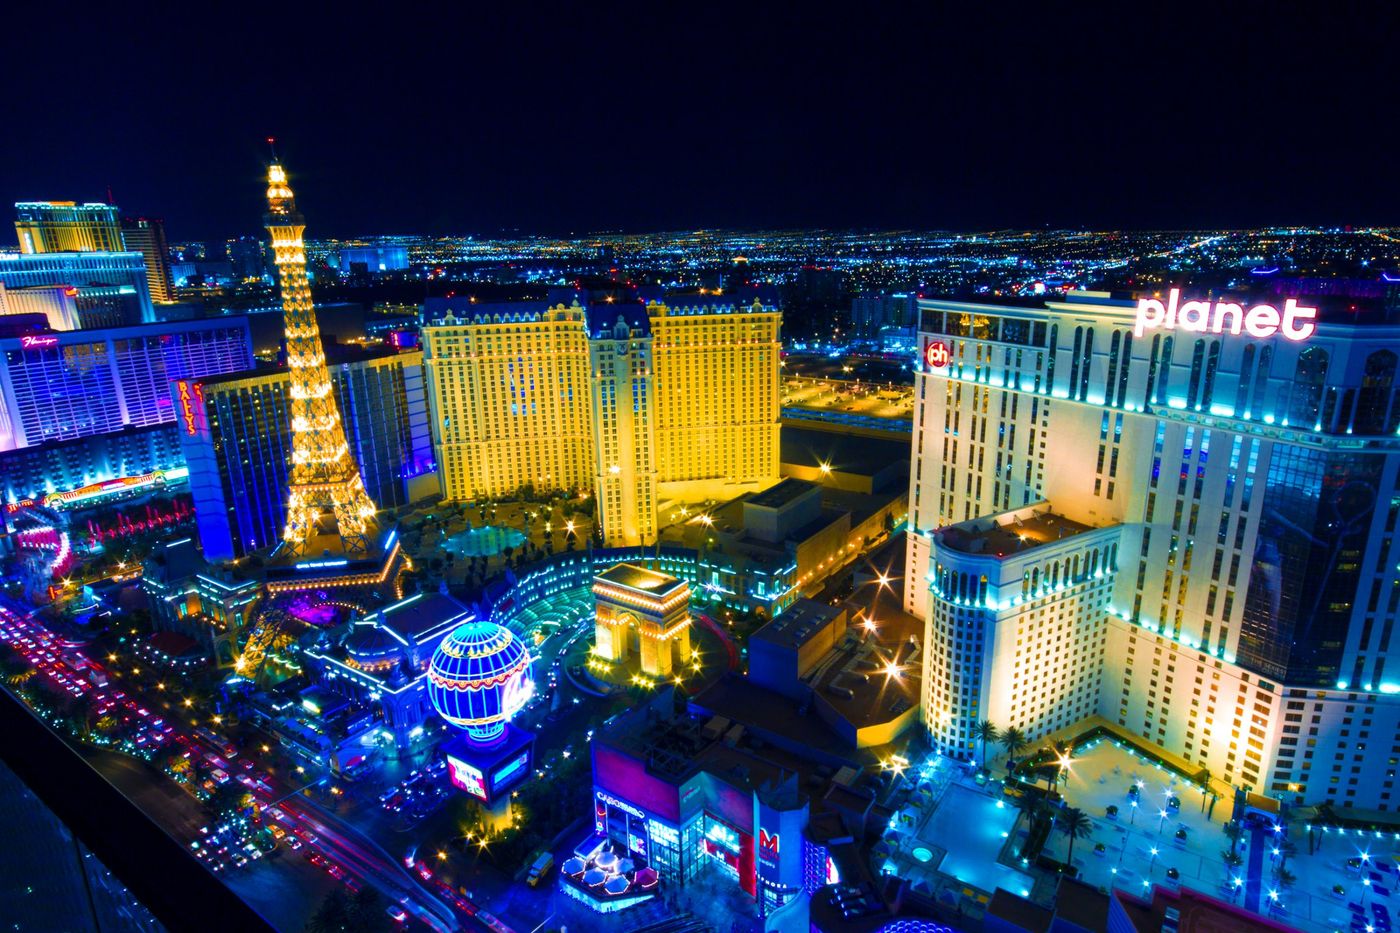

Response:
(424, 292), (781, 546)
(907, 287), (1400, 810)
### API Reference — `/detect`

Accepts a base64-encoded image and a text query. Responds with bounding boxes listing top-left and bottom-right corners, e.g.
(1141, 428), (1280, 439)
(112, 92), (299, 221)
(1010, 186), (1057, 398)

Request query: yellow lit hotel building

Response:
(423, 290), (781, 547)
(651, 297), (782, 503)
(423, 303), (593, 502)
(14, 201), (124, 254)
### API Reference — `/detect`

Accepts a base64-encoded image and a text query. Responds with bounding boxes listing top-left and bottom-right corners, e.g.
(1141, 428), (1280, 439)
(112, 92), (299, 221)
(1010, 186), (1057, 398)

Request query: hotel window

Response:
(1287, 347), (1329, 427)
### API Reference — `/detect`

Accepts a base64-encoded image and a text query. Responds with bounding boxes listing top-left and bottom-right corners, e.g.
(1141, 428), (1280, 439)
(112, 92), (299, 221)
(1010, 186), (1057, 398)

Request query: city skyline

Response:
(2, 8), (1399, 932)
(1, 8), (1396, 242)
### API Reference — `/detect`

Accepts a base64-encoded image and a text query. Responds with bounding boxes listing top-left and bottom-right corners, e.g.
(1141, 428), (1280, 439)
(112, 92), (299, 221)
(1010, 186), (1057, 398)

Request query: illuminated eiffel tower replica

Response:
(264, 153), (378, 558)
(237, 149), (404, 674)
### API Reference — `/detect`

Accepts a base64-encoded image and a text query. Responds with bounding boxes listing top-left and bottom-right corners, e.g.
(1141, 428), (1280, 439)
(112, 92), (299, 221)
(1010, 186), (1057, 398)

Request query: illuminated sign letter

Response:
(1281, 298), (1319, 341)
(759, 829), (779, 855)
(1242, 303), (1280, 338)
(1134, 294), (1168, 337)
(1177, 298), (1210, 333)
(1211, 302), (1243, 335)
(177, 381), (197, 435)
(924, 340), (950, 369)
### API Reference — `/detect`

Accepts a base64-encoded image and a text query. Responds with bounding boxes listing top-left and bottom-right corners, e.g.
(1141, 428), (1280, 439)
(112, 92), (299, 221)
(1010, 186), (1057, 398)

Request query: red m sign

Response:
(759, 829), (779, 855)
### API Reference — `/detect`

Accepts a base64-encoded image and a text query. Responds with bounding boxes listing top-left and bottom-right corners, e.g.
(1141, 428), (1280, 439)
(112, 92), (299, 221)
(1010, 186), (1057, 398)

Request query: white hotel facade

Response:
(906, 288), (1400, 810)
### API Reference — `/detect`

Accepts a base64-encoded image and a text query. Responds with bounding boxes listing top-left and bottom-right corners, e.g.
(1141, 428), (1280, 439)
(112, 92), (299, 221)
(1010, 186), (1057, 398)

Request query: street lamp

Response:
(1130, 800), (1138, 824)
(1158, 809), (1169, 832)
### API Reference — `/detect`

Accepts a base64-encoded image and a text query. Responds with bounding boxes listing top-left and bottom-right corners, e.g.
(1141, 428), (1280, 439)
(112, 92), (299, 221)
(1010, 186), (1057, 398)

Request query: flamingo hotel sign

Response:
(1134, 288), (1318, 341)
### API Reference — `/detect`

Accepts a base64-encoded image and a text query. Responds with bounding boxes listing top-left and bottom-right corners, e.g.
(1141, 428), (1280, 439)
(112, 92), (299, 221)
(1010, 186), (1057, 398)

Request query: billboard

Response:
(447, 755), (487, 799)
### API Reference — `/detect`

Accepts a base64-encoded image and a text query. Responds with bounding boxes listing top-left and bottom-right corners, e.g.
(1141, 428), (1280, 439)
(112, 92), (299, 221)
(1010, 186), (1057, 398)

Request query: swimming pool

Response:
(442, 525), (527, 557)
(922, 784), (1035, 897)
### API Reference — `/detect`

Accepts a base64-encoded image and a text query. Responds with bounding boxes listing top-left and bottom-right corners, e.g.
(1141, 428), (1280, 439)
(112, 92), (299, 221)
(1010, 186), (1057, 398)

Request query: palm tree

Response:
(1223, 820), (1244, 856)
(1000, 726), (1027, 769)
(1058, 807), (1093, 874)
(973, 720), (1000, 770)
(1276, 839), (1298, 871)
(1009, 791), (1038, 840)
(1222, 849), (1244, 870)
(1274, 867), (1297, 890)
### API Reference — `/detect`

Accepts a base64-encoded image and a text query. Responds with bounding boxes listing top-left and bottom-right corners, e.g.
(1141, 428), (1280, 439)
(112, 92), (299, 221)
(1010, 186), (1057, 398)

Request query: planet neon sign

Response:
(1134, 288), (1317, 341)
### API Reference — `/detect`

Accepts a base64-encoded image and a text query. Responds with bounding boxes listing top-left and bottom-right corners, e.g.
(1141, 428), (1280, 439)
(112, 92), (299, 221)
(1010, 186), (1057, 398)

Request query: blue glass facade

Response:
(1239, 446), (1387, 686)
(0, 422), (184, 505)
(0, 318), (253, 452)
(182, 350), (435, 561)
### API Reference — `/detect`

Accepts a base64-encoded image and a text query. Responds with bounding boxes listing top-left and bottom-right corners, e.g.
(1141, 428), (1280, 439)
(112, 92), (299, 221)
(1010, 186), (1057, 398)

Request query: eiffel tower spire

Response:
(263, 156), (378, 556)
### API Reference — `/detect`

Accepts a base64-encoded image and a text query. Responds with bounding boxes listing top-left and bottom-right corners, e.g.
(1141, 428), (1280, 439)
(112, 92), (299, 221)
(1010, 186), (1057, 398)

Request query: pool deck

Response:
(880, 738), (1400, 932)
(1044, 739), (1400, 933)
(878, 757), (1036, 914)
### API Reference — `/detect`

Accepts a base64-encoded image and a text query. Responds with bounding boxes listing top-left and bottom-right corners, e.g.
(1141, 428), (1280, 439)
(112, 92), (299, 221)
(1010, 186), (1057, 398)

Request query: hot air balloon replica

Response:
(428, 617), (536, 829)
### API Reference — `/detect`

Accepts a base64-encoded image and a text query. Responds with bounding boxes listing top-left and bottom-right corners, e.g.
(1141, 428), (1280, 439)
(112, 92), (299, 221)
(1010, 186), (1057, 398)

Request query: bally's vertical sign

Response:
(175, 380), (206, 436)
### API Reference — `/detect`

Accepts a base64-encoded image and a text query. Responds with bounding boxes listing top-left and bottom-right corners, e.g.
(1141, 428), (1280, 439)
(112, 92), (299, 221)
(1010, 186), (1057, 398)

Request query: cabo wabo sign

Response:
(1134, 288), (1317, 341)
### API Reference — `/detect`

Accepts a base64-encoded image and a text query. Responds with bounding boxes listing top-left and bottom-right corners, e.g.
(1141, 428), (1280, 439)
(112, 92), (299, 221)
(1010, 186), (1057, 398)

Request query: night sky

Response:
(1, 7), (1395, 242)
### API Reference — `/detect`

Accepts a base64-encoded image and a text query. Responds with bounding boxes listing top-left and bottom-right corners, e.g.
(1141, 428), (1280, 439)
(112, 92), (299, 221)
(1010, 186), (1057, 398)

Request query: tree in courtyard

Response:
(1009, 791), (1038, 841)
(1000, 726), (1027, 767)
(1057, 807), (1092, 873)
(973, 720), (999, 770)
(1223, 820), (1244, 855)
(1276, 838), (1297, 871)
(1274, 867), (1297, 890)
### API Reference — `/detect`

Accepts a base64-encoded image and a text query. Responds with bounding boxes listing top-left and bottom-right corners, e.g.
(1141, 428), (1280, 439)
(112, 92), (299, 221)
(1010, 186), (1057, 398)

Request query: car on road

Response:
(386, 905), (407, 923)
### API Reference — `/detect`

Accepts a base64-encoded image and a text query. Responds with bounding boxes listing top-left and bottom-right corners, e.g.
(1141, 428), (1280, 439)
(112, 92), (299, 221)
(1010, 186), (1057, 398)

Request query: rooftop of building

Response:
(780, 426), (911, 480)
(594, 563), (686, 598)
(701, 494), (845, 564)
(750, 597), (844, 652)
(936, 505), (1095, 557)
(746, 477), (820, 511)
(817, 485), (906, 529)
(809, 588), (922, 731)
(650, 285), (780, 311)
(191, 338), (403, 388)
(988, 887), (1054, 932)
(1051, 876), (1111, 931)
(689, 675), (874, 766)
(142, 536), (211, 584)
(583, 300), (650, 338)
(365, 591), (473, 645)
(598, 684), (892, 813)
(1111, 885), (1296, 933)
(146, 630), (201, 659)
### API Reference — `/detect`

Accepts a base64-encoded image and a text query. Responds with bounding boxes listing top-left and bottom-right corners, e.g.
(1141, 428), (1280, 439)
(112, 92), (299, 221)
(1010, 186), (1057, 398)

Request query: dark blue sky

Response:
(1, 6), (1395, 242)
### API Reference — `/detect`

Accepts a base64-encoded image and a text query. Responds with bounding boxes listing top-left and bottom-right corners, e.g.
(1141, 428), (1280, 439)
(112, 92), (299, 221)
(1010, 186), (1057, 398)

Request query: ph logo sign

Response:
(1134, 288), (1317, 341)
(925, 340), (950, 369)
